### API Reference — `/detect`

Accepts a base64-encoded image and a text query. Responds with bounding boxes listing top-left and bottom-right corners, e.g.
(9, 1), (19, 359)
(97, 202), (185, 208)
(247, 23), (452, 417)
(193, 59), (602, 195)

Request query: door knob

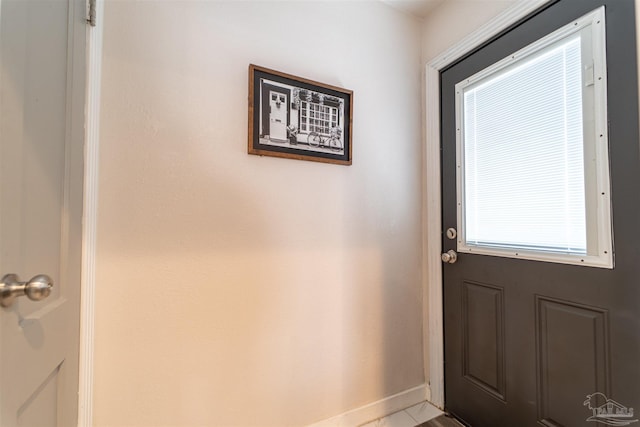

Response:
(0, 274), (53, 307)
(441, 250), (458, 264)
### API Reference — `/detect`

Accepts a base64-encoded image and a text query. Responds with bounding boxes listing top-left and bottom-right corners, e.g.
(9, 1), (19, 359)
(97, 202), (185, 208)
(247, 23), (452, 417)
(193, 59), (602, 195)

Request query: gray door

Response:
(441, 1), (640, 426)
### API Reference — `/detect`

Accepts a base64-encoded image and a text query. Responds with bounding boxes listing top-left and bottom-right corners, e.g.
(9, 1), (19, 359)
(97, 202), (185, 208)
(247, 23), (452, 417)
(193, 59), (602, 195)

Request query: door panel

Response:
(535, 297), (609, 426)
(1, 0), (67, 311)
(462, 281), (505, 401)
(441, 1), (640, 425)
(0, 0), (86, 425)
(17, 366), (59, 427)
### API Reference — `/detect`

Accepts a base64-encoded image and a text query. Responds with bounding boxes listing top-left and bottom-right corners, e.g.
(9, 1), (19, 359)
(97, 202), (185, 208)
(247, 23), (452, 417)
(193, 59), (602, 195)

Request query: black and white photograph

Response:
(248, 64), (353, 165)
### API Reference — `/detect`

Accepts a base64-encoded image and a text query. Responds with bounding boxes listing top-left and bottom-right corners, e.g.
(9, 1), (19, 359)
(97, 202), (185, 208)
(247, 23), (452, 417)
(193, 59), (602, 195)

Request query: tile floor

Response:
(360, 401), (443, 427)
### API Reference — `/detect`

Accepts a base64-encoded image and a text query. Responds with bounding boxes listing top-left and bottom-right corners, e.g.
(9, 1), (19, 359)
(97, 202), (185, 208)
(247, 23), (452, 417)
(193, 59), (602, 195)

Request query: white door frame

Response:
(423, 0), (554, 409)
(77, 0), (104, 425)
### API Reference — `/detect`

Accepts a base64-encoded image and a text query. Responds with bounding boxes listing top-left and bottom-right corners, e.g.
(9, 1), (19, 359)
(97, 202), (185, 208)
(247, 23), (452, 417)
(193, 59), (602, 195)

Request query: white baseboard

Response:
(307, 384), (431, 427)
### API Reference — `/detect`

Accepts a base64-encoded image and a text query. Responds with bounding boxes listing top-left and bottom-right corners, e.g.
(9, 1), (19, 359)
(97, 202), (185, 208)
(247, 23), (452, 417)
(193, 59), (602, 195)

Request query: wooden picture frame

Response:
(248, 64), (353, 166)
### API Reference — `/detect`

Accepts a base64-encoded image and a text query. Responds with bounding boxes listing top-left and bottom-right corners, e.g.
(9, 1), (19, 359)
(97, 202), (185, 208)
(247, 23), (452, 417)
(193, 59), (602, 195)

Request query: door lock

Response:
(441, 250), (458, 264)
(0, 274), (53, 307)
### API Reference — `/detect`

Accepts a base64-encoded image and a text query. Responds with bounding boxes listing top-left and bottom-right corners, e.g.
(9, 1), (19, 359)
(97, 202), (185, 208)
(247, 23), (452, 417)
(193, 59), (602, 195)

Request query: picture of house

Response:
(257, 78), (347, 156)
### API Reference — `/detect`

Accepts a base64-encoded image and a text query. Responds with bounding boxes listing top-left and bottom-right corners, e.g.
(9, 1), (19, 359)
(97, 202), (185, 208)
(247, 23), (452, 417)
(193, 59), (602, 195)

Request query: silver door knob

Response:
(0, 274), (53, 307)
(441, 250), (458, 264)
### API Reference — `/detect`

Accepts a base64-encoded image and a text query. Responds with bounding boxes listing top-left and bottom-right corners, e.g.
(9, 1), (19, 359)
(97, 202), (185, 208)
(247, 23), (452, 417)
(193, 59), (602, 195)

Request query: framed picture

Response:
(248, 64), (353, 166)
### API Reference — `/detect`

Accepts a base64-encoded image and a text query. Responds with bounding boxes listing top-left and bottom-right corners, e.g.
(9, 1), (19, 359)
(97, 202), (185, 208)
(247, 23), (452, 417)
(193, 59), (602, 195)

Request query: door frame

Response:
(77, 0), (104, 425)
(423, 0), (556, 409)
(0, 0), (101, 423)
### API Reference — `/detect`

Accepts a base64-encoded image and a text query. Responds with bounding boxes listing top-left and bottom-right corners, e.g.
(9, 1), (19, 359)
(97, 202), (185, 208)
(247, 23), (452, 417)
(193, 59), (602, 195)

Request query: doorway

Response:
(269, 90), (288, 142)
(439, 1), (640, 425)
(260, 82), (290, 143)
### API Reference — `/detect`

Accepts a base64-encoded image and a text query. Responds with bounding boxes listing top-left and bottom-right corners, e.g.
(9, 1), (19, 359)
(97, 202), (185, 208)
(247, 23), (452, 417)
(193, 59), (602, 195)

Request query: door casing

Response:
(422, 0), (556, 408)
(77, 0), (104, 425)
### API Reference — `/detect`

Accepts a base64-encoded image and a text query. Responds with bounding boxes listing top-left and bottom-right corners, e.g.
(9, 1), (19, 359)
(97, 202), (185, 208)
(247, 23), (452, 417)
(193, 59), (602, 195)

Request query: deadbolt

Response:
(446, 228), (457, 240)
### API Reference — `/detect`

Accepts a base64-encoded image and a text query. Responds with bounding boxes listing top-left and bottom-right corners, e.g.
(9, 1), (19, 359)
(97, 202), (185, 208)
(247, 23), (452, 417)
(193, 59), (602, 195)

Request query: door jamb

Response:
(423, 0), (554, 409)
(78, 0), (104, 425)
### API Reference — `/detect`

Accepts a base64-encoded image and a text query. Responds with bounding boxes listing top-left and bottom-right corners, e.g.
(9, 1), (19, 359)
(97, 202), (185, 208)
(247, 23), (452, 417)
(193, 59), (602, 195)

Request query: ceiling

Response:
(379, 0), (447, 18)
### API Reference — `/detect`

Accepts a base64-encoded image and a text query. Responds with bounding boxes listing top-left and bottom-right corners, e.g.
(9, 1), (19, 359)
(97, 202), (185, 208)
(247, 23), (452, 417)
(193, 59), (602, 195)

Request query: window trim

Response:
(454, 6), (613, 268)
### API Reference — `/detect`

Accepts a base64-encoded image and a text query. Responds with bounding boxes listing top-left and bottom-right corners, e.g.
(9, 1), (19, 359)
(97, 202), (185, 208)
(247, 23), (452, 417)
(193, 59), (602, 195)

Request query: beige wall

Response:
(94, 1), (424, 426)
(91, 0), (554, 425)
(421, 0), (517, 63)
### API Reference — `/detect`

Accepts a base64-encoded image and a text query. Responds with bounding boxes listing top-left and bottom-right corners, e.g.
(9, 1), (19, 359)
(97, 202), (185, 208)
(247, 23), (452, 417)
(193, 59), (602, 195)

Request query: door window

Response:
(455, 7), (612, 268)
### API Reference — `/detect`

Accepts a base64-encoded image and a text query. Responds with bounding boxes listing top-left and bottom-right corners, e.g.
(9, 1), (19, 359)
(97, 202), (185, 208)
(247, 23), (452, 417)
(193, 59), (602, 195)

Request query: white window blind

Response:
(463, 36), (586, 253)
(455, 7), (613, 268)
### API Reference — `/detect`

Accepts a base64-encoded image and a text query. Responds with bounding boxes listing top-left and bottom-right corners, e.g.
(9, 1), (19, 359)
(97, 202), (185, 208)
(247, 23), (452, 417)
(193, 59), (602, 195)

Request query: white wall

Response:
(94, 1), (423, 426)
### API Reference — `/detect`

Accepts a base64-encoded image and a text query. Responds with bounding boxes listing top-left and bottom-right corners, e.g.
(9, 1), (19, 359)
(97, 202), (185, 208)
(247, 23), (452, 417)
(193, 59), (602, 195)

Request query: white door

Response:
(269, 91), (288, 141)
(0, 0), (86, 425)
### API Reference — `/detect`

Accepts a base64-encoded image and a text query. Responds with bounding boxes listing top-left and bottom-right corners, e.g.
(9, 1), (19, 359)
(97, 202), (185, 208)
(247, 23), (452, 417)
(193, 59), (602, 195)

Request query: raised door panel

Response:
(462, 281), (506, 401)
(536, 296), (609, 427)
